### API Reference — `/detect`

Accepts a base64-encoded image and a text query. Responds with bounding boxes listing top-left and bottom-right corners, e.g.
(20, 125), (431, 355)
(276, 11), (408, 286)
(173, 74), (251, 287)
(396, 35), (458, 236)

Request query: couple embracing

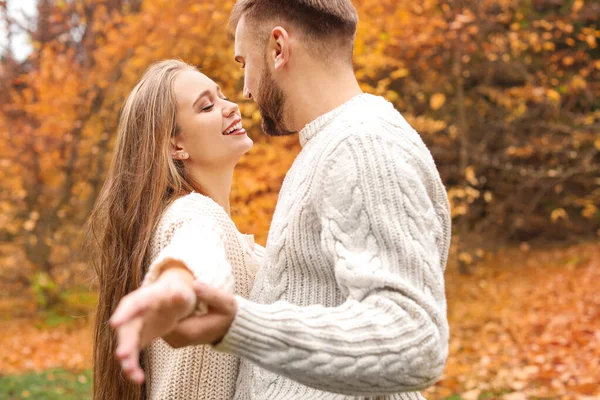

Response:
(89, 1), (451, 399)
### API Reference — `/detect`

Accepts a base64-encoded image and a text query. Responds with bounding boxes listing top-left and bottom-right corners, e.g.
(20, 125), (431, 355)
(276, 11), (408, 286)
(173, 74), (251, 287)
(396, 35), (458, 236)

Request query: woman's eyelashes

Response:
(199, 95), (229, 112)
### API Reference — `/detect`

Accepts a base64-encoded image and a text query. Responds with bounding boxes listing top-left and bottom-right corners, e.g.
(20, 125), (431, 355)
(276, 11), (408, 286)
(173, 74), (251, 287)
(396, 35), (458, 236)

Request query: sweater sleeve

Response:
(143, 197), (234, 314)
(215, 135), (449, 395)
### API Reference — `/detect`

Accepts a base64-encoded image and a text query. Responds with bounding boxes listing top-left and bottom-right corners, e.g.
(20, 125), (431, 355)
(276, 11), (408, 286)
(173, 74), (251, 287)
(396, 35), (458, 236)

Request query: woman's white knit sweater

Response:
(215, 94), (452, 399)
(142, 193), (263, 400)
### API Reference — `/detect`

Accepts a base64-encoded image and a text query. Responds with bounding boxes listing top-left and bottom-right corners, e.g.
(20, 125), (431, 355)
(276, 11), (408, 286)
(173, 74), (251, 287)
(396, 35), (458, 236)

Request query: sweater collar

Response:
(299, 93), (376, 147)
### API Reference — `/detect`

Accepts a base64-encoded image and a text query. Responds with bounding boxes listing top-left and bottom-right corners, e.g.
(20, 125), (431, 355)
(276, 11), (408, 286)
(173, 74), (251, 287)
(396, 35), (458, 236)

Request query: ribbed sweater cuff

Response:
(214, 296), (275, 357)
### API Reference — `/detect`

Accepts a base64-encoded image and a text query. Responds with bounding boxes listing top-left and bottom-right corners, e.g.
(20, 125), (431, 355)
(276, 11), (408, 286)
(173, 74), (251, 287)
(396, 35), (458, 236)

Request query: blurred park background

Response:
(0, 0), (599, 399)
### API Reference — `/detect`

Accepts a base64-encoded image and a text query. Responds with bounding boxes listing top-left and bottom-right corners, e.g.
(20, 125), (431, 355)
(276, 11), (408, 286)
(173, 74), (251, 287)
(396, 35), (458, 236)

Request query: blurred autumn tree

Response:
(354, 0), (599, 245)
(0, 0), (598, 307)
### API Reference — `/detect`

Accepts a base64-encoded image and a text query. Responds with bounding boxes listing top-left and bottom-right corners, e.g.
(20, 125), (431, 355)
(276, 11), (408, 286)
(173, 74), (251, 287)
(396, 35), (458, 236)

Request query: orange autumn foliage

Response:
(0, 0), (598, 301)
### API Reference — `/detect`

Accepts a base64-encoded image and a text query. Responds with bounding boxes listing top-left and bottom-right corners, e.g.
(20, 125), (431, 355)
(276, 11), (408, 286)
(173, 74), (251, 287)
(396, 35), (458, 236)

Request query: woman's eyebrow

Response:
(192, 89), (211, 108)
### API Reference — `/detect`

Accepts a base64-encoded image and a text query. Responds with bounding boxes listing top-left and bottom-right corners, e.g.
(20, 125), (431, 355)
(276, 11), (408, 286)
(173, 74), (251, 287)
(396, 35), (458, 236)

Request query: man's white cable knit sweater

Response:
(215, 94), (452, 400)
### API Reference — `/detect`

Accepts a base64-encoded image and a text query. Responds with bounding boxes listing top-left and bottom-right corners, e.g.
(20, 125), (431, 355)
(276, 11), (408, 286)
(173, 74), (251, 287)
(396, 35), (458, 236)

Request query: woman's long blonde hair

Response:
(87, 60), (197, 400)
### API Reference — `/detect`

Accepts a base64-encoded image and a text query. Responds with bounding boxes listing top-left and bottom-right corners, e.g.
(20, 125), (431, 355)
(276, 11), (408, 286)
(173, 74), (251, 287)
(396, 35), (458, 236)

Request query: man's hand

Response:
(164, 282), (238, 348)
(109, 267), (196, 384)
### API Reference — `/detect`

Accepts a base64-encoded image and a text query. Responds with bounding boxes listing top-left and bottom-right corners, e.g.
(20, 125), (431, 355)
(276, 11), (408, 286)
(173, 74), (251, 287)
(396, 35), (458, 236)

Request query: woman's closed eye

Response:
(202, 104), (215, 112)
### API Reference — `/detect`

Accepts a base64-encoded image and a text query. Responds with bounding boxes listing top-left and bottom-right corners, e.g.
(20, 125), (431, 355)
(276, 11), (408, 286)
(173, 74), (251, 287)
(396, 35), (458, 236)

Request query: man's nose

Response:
(243, 86), (252, 100)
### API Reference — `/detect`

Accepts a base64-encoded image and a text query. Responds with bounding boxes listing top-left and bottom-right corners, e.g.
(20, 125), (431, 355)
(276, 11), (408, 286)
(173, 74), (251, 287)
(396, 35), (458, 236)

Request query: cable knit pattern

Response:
(215, 94), (451, 400)
(144, 193), (263, 400)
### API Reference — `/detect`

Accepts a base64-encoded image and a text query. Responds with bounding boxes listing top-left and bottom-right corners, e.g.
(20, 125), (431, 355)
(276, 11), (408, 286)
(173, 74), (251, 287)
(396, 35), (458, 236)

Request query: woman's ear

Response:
(170, 137), (189, 160)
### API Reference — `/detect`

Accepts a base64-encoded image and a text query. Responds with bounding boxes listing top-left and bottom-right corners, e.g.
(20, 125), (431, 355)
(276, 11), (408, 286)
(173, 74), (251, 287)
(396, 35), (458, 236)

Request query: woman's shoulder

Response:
(163, 192), (228, 221)
(152, 193), (229, 239)
(151, 193), (228, 250)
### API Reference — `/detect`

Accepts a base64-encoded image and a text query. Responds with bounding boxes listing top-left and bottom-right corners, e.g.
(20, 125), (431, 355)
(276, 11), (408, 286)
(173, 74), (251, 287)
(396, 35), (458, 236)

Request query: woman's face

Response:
(172, 69), (253, 167)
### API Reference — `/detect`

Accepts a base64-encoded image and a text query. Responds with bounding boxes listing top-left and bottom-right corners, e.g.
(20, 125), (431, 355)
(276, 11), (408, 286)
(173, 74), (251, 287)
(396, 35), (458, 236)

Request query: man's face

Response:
(234, 16), (296, 136)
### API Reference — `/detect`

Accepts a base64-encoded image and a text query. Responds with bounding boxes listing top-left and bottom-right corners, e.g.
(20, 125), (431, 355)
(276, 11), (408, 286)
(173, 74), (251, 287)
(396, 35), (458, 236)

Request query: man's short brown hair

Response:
(229, 0), (358, 61)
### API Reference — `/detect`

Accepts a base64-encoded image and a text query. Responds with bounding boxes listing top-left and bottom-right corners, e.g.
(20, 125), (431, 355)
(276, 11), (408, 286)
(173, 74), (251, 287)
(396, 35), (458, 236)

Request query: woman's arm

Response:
(110, 262), (197, 384)
(110, 197), (234, 383)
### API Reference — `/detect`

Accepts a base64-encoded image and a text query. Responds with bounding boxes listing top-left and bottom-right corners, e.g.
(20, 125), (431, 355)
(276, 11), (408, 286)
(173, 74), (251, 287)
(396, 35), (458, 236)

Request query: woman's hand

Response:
(109, 265), (196, 384)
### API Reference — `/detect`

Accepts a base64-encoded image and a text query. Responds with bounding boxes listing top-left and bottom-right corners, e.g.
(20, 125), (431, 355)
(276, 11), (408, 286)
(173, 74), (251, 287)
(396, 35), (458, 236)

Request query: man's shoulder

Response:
(321, 109), (423, 157)
(328, 98), (417, 142)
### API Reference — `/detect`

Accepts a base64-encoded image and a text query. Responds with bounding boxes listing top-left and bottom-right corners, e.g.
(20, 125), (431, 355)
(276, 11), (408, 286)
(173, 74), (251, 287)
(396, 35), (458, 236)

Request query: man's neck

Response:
(286, 65), (363, 132)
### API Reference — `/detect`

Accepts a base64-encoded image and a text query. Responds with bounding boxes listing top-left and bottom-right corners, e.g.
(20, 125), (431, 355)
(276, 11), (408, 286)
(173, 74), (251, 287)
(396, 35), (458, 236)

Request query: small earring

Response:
(181, 152), (188, 159)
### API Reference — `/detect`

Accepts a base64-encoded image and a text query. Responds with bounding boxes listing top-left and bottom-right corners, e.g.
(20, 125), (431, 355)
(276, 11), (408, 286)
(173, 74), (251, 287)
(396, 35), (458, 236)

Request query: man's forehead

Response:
(234, 15), (248, 53)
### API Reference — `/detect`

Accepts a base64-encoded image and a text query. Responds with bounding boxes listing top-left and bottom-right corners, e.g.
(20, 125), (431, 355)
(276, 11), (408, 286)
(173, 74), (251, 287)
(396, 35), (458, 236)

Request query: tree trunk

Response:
(453, 0), (471, 275)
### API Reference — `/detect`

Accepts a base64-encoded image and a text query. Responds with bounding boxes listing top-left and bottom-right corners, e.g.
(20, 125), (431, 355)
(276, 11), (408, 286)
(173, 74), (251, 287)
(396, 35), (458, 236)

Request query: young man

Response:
(112, 1), (451, 398)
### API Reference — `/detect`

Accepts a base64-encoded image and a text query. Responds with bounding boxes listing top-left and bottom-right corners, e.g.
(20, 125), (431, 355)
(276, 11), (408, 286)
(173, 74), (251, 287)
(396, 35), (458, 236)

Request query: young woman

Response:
(88, 59), (263, 400)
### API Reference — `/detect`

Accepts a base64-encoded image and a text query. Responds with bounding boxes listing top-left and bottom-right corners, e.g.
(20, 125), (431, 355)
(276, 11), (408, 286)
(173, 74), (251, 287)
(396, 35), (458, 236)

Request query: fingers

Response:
(192, 282), (237, 315)
(110, 289), (151, 328)
(163, 313), (224, 348)
(163, 315), (206, 348)
(115, 318), (145, 384)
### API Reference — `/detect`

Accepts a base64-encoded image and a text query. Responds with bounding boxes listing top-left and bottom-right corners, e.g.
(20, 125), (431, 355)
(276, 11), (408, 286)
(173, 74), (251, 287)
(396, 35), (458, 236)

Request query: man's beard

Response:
(256, 65), (296, 137)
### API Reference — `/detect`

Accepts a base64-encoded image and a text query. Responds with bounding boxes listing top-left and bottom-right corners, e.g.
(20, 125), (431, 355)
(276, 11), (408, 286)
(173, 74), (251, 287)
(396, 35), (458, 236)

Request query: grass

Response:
(0, 368), (507, 400)
(0, 369), (92, 400)
(0, 367), (523, 400)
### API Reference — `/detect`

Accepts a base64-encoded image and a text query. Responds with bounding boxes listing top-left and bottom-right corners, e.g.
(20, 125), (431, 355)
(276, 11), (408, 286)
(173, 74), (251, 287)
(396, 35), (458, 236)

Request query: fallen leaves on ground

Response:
(0, 319), (91, 375)
(1, 243), (598, 399)
(424, 242), (600, 399)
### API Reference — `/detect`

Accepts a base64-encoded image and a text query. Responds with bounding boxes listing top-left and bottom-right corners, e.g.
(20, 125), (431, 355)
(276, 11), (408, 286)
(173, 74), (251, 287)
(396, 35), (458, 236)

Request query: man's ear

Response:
(269, 26), (290, 70)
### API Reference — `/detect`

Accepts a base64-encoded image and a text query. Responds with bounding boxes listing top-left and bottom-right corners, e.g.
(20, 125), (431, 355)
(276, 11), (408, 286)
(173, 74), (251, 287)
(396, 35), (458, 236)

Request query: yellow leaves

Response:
(465, 166), (478, 186)
(585, 34), (597, 49)
(447, 185), (480, 218)
(484, 191), (494, 203)
(231, 138), (300, 244)
(23, 220), (37, 232)
(573, 0), (584, 13)
(390, 68), (409, 79)
(562, 56), (575, 67)
(594, 138), (600, 151)
(570, 75), (587, 90)
(430, 93), (446, 110)
(506, 145), (534, 159)
(460, 389), (480, 400)
(458, 252), (473, 266)
(503, 393), (527, 400)
(550, 208), (568, 223)
(542, 41), (555, 51)
(546, 89), (561, 103)
(404, 115), (447, 135)
(252, 110), (262, 123)
(581, 203), (598, 219)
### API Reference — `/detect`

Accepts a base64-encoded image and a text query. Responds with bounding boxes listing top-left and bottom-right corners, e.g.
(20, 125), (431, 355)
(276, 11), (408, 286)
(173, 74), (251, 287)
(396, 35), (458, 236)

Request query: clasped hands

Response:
(109, 266), (237, 384)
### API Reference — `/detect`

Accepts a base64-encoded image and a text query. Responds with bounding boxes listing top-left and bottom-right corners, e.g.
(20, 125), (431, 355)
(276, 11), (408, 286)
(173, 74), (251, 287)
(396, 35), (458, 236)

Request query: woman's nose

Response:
(223, 102), (239, 117)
